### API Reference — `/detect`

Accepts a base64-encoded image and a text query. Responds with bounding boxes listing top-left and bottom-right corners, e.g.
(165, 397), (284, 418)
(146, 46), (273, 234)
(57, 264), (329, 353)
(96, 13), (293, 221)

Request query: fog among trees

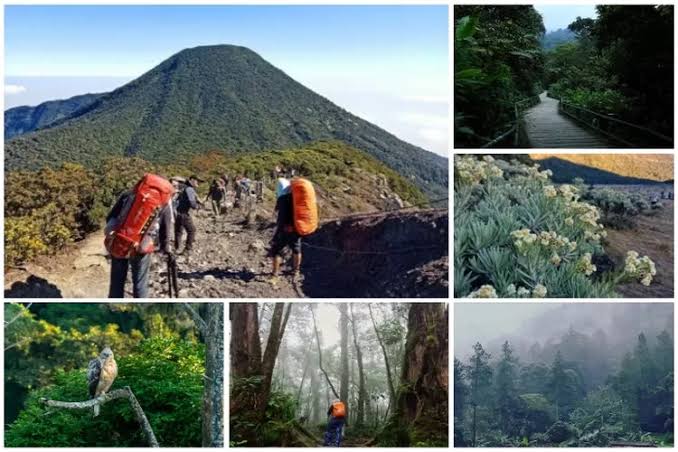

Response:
(455, 303), (674, 447)
(230, 302), (448, 447)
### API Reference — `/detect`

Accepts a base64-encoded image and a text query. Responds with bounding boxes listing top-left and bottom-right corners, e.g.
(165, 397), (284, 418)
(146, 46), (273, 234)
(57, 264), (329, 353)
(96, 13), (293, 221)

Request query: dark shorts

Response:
(269, 229), (302, 257)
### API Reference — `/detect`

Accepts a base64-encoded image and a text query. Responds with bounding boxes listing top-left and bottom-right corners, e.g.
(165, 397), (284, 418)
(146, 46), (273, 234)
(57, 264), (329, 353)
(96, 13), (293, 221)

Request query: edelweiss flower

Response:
(467, 284), (498, 298)
(532, 284), (548, 298)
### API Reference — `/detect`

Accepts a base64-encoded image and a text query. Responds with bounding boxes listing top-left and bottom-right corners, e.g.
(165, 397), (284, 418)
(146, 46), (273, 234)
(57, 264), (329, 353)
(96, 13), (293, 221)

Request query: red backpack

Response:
(105, 174), (174, 258)
(332, 401), (346, 418)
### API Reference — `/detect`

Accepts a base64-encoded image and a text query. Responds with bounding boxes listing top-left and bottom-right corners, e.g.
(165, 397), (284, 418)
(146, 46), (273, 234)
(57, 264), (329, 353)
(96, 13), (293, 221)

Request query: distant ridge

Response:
(530, 154), (674, 183)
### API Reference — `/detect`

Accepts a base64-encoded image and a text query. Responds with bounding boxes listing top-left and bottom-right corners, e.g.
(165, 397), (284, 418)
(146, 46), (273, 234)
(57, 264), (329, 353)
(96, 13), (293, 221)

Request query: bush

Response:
(454, 156), (657, 298)
(5, 140), (426, 267)
(5, 336), (204, 447)
(582, 187), (654, 229)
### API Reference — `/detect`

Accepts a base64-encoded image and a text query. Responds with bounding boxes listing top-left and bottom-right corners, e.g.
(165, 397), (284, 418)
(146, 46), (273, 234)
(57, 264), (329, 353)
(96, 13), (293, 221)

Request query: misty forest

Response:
(455, 5), (674, 148)
(454, 304), (674, 447)
(229, 302), (448, 447)
(4, 303), (223, 447)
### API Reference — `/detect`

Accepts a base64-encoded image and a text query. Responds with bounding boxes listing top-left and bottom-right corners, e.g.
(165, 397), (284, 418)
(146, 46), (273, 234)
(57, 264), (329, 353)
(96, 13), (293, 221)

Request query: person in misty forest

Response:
(175, 175), (203, 261)
(205, 178), (227, 217)
(106, 177), (174, 298)
(323, 399), (346, 447)
(268, 176), (302, 284)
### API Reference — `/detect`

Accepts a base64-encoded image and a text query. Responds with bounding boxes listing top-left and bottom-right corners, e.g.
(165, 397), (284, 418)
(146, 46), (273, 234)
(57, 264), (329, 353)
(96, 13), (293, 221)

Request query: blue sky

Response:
(535, 5), (598, 32)
(4, 5), (449, 155)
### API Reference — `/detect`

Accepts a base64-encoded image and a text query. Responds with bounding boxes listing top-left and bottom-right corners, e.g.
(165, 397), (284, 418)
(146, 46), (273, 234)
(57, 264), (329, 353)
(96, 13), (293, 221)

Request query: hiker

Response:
(205, 178), (226, 217)
(255, 180), (264, 203)
(105, 175), (174, 298)
(269, 177), (302, 282)
(323, 399), (346, 447)
(175, 175), (202, 260)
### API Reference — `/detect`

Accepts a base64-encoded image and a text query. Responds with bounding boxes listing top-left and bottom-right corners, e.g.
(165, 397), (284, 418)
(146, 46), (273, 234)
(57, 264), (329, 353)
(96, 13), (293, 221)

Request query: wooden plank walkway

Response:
(523, 92), (618, 148)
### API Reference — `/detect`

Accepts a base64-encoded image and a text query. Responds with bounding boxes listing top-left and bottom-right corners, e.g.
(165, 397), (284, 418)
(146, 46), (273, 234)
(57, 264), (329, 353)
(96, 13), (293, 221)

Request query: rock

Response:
(204, 275), (216, 282)
(178, 288), (190, 297)
(248, 240), (266, 252)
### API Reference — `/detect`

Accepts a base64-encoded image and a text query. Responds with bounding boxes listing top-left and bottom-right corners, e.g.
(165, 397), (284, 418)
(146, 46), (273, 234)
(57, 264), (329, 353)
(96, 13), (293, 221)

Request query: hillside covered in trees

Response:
(455, 303), (674, 447)
(230, 303), (448, 447)
(4, 303), (223, 447)
(5, 45), (447, 199)
(454, 5), (674, 148)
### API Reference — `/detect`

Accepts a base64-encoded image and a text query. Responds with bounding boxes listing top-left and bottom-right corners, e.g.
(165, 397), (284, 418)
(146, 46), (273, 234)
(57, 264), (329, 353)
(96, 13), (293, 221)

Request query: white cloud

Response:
(418, 127), (447, 143)
(399, 112), (449, 129)
(401, 94), (449, 105)
(5, 84), (27, 95)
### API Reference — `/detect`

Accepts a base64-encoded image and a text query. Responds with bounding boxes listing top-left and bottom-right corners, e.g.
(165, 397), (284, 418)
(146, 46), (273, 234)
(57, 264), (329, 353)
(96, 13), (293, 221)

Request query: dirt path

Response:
(5, 205), (448, 298)
(605, 200), (674, 298)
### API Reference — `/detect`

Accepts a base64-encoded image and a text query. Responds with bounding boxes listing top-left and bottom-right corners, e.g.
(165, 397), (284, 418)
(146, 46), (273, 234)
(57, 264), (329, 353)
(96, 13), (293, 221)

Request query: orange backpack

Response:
(332, 401), (346, 418)
(105, 174), (174, 258)
(290, 178), (318, 236)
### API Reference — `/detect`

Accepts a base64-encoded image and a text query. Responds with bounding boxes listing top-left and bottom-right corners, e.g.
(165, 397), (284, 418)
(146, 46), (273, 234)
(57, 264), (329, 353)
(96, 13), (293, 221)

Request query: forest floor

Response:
(4, 205), (448, 298)
(605, 197), (673, 298)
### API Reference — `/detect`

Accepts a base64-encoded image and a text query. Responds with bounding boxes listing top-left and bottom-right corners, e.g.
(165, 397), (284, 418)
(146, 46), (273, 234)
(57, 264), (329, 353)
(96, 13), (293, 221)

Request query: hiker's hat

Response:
(276, 177), (291, 198)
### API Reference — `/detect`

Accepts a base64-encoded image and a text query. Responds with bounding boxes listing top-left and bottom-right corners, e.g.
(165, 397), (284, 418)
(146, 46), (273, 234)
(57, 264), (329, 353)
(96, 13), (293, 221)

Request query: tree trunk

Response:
(230, 303), (262, 379)
(259, 303), (292, 416)
(202, 303), (224, 447)
(368, 304), (396, 406)
(339, 304), (350, 423)
(229, 303), (292, 446)
(311, 305), (339, 398)
(379, 303), (448, 447)
(350, 304), (366, 428)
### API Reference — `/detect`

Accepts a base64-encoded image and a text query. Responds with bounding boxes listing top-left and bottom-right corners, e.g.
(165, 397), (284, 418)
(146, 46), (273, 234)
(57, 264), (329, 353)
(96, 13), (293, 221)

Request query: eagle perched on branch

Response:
(87, 346), (118, 417)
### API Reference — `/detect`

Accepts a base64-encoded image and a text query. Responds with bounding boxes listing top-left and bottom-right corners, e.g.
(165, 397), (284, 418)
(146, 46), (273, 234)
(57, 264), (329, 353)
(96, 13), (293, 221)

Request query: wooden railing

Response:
(547, 92), (673, 148)
(480, 95), (541, 148)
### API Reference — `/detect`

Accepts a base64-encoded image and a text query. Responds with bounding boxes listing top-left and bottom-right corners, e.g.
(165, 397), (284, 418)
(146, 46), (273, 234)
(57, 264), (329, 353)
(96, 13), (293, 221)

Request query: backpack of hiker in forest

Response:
(331, 400), (346, 418)
(105, 174), (174, 259)
(290, 178), (318, 236)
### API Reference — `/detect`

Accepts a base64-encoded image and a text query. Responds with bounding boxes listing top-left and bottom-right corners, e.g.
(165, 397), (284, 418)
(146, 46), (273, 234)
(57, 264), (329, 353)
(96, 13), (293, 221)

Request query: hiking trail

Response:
(5, 204), (448, 298)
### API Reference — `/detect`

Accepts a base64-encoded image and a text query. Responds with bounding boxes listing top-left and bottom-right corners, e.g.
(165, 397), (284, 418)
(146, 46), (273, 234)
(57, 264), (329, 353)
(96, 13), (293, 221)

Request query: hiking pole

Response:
(167, 254), (174, 298)
(170, 254), (179, 297)
(167, 254), (179, 298)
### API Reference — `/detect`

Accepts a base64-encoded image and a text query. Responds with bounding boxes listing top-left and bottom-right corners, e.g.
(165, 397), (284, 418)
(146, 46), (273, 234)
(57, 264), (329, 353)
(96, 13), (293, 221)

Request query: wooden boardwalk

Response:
(523, 92), (617, 148)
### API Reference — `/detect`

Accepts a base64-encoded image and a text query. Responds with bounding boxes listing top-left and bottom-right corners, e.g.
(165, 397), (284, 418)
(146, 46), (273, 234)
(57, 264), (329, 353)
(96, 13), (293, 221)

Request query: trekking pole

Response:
(167, 255), (174, 298)
(170, 255), (179, 297)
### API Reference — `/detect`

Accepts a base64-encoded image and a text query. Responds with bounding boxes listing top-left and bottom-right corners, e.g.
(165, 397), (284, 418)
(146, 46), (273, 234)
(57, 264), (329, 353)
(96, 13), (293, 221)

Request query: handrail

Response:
(559, 100), (673, 148)
(481, 95), (540, 148)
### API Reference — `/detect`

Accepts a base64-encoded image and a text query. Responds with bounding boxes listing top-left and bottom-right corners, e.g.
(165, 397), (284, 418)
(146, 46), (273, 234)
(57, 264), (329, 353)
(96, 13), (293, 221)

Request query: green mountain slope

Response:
(5, 45), (448, 198)
(4, 93), (103, 140)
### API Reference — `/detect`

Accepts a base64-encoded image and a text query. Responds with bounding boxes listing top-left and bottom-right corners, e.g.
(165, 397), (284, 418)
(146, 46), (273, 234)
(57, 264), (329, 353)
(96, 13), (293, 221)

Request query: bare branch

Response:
(4, 302), (33, 327)
(40, 387), (159, 447)
(183, 303), (208, 336)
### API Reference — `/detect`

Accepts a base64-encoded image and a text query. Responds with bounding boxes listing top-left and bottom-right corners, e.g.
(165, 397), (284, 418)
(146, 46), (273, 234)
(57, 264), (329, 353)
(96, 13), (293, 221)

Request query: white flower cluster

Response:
(525, 164), (553, 181)
(543, 185), (557, 198)
(511, 228), (577, 256)
(576, 252), (597, 276)
(466, 284), (498, 298)
(624, 251), (657, 286)
(566, 200), (607, 241)
(455, 155), (503, 185)
(506, 283), (548, 298)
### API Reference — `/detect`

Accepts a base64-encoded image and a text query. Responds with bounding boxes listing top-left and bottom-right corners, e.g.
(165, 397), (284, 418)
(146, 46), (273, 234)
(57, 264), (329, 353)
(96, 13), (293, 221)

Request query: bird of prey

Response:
(87, 346), (118, 417)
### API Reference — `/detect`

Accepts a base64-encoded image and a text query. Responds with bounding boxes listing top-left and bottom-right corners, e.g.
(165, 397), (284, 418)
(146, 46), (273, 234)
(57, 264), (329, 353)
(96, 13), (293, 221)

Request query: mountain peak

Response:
(5, 46), (448, 198)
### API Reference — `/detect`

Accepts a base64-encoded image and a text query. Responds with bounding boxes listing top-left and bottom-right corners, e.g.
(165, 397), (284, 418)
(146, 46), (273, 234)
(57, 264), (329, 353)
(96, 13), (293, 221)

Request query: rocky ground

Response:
(5, 203), (449, 298)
